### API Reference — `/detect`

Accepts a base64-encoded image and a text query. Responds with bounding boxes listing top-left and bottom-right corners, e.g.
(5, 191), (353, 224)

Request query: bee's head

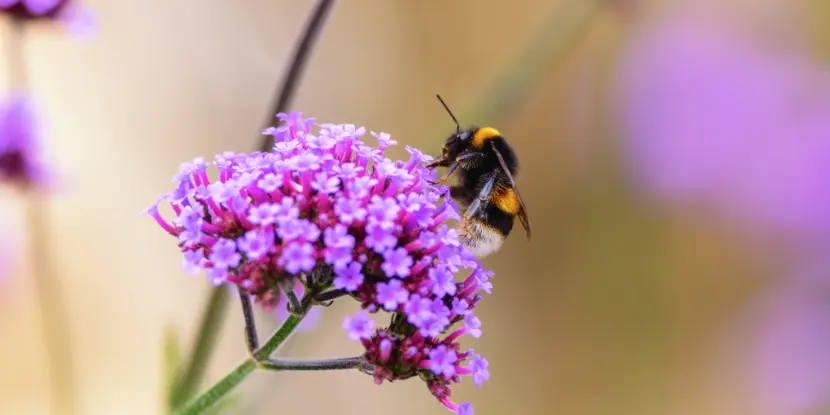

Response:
(441, 129), (473, 161)
(430, 94), (471, 168)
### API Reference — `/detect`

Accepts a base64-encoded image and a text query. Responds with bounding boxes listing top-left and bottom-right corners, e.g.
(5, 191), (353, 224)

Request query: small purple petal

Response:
(343, 310), (375, 341)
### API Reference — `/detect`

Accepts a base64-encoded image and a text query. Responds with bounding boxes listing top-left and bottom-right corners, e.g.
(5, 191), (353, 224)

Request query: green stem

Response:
(174, 313), (306, 415)
(169, 287), (231, 410)
(259, 356), (362, 371)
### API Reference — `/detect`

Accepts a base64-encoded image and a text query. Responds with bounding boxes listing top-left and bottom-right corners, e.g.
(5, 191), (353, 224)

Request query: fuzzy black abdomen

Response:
(481, 203), (515, 237)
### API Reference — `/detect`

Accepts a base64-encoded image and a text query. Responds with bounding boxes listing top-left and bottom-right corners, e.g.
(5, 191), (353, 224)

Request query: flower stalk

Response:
(28, 194), (76, 415)
(166, 1), (337, 410)
(259, 356), (363, 371)
(8, 16), (76, 415)
(238, 289), (260, 352)
(168, 287), (230, 411)
(175, 309), (308, 415)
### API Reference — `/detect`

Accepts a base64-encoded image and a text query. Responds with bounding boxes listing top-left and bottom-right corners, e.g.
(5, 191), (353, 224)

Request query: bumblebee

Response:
(427, 95), (531, 257)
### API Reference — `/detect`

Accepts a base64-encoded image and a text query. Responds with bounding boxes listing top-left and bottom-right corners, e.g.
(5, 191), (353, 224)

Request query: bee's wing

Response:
(490, 141), (531, 240)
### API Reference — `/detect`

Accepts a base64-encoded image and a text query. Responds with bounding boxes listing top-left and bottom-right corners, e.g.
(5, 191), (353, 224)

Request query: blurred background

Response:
(2, 0), (830, 414)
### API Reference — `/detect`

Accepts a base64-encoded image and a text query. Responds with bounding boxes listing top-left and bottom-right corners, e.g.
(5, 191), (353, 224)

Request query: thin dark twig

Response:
(259, 0), (336, 151)
(285, 290), (302, 314)
(259, 356), (362, 371)
(238, 289), (259, 353)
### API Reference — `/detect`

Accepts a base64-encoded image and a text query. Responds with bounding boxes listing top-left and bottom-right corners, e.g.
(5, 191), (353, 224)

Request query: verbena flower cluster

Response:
(146, 113), (492, 414)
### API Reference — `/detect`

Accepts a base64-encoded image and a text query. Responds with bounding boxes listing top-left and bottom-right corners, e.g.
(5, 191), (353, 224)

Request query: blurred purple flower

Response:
(724, 268), (830, 414)
(0, 0), (95, 38)
(614, 17), (830, 244)
(0, 93), (49, 188)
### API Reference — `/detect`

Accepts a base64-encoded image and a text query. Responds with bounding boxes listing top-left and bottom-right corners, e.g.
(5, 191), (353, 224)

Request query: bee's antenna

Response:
(436, 94), (461, 134)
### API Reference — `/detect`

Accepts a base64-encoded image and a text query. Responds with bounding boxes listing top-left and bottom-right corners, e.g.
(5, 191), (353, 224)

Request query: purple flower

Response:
(464, 314), (482, 339)
(614, 15), (830, 246)
(721, 270), (830, 415)
(426, 345), (458, 377)
(280, 242), (315, 274)
(208, 239), (241, 270)
(275, 197), (300, 222)
(208, 181), (238, 204)
(332, 162), (362, 179)
(429, 268), (457, 297)
(275, 218), (303, 241)
(403, 295), (432, 326)
(206, 268), (228, 286)
(334, 198), (367, 224)
(323, 224), (353, 248)
(1, 0), (95, 38)
(367, 195), (401, 225)
(323, 224), (355, 266)
(371, 131), (398, 149)
(451, 298), (470, 317)
(311, 172), (340, 194)
(181, 250), (205, 275)
(146, 112), (494, 412)
(456, 403), (474, 415)
(333, 262), (364, 292)
(365, 222), (397, 253)
(343, 310), (375, 341)
(237, 230), (273, 260)
(375, 279), (409, 311)
(0, 0), (63, 15)
(468, 353), (489, 387)
(0, 93), (49, 188)
(257, 173), (281, 193)
(382, 247), (413, 279)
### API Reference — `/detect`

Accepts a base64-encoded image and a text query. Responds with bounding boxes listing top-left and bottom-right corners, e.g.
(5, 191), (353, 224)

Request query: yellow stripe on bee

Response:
(471, 127), (501, 148)
(492, 187), (520, 215)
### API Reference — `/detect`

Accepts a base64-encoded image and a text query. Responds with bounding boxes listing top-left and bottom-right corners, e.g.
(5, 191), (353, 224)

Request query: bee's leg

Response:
(429, 152), (481, 184)
(463, 173), (497, 219)
(431, 162), (460, 185)
(426, 156), (447, 169)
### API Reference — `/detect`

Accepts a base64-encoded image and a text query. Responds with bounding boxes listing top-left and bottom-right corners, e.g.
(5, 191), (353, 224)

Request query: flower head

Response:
(0, 93), (49, 188)
(146, 112), (492, 412)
